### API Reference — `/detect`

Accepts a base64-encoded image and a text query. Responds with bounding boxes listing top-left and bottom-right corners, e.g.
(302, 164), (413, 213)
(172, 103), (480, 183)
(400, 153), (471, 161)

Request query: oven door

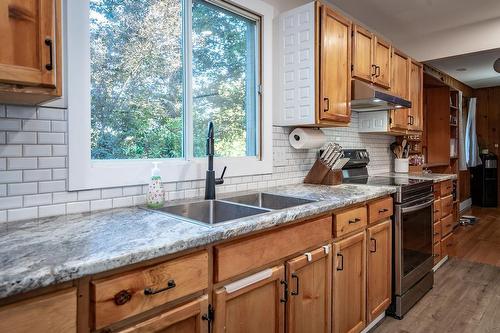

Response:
(394, 194), (434, 295)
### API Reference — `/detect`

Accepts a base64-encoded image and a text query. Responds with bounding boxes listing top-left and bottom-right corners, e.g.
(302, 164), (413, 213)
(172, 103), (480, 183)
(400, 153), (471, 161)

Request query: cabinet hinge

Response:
(202, 305), (215, 333)
(351, 64), (354, 72)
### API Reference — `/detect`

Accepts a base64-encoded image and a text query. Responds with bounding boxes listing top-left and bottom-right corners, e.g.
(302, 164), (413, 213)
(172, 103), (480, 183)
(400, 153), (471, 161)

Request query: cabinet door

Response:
(286, 246), (332, 333)
(118, 296), (208, 333)
(409, 60), (423, 131)
(0, 0), (57, 87)
(366, 220), (391, 323)
(352, 25), (373, 83)
(213, 265), (285, 333)
(373, 36), (391, 89)
(319, 5), (351, 124)
(333, 231), (366, 333)
(390, 49), (410, 130)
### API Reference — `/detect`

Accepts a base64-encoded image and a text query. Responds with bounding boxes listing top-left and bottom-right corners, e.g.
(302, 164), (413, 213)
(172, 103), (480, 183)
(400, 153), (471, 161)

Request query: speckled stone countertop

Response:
(374, 172), (457, 183)
(0, 183), (396, 300)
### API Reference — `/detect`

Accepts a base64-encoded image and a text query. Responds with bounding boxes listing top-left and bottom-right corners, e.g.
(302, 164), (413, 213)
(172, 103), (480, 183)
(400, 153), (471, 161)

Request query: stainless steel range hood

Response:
(351, 80), (411, 112)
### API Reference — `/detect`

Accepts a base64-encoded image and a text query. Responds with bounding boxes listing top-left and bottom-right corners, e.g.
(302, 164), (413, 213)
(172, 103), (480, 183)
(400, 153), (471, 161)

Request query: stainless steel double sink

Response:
(152, 192), (316, 226)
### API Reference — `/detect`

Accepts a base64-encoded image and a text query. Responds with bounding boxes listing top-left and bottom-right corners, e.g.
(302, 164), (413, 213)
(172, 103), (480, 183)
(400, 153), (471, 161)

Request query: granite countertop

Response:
(374, 172), (457, 183)
(0, 183), (396, 300)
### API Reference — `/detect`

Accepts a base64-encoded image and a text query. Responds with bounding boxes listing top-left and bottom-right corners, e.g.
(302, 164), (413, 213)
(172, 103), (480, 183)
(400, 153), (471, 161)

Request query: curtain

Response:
(458, 92), (467, 170)
(465, 97), (482, 167)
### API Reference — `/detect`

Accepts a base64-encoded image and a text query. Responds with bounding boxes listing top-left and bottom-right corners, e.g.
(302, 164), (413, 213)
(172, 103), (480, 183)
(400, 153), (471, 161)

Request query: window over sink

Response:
(68, 0), (273, 190)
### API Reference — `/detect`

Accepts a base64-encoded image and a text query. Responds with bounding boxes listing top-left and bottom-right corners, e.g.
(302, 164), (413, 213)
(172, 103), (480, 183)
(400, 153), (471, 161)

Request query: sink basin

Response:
(221, 192), (316, 210)
(156, 200), (270, 226)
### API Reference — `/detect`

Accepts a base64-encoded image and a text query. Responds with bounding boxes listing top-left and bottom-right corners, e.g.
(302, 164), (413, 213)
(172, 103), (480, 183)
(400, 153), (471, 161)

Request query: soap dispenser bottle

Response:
(146, 162), (165, 208)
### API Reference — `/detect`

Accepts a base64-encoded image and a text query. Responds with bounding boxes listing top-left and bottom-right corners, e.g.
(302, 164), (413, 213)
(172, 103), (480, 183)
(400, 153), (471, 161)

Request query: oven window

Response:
(402, 204), (433, 276)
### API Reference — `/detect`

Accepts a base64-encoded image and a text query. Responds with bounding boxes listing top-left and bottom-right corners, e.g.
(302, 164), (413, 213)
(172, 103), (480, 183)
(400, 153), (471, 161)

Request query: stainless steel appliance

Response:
(342, 149), (434, 319)
(350, 79), (412, 112)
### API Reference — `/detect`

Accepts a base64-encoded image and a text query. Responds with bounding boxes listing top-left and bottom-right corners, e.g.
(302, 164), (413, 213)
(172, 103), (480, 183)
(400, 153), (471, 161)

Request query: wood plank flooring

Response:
(374, 206), (500, 332)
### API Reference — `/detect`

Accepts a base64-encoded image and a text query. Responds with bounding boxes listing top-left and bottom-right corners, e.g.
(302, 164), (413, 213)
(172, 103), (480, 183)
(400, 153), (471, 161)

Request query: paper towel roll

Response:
(289, 128), (326, 149)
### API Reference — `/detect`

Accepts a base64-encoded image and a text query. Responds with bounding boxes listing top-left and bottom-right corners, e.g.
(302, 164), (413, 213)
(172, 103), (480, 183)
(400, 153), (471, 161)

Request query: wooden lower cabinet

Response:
(286, 245), (332, 333)
(366, 220), (392, 323)
(118, 296), (208, 333)
(213, 265), (285, 333)
(0, 288), (77, 333)
(441, 233), (455, 258)
(333, 231), (366, 333)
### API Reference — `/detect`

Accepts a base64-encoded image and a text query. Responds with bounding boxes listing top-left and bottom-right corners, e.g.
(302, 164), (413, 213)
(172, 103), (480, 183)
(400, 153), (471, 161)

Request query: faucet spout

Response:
(204, 122), (226, 200)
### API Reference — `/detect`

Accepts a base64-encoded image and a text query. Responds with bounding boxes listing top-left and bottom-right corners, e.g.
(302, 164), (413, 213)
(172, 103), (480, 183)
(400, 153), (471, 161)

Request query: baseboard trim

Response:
(460, 198), (472, 212)
(362, 312), (385, 333)
(433, 256), (448, 272)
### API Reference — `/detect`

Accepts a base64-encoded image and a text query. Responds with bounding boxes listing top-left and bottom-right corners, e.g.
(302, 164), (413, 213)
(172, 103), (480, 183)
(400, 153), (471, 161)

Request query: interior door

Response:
(333, 231), (366, 333)
(319, 5), (351, 124)
(390, 49), (411, 130)
(366, 220), (392, 323)
(213, 265), (285, 333)
(118, 296), (208, 333)
(0, 0), (57, 87)
(286, 246), (332, 333)
(352, 25), (373, 83)
(373, 36), (391, 89)
(409, 60), (423, 131)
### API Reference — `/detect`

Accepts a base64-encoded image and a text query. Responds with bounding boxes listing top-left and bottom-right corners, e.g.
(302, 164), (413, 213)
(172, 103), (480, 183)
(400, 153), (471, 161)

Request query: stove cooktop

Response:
(342, 176), (431, 187)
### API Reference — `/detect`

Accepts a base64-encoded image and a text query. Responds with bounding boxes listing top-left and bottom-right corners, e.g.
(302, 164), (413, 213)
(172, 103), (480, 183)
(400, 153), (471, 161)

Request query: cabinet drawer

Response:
(214, 216), (332, 282)
(433, 199), (441, 222)
(367, 197), (393, 224)
(433, 185), (440, 200)
(441, 214), (454, 236)
(441, 195), (453, 217)
(0, 288), (77, 333)
(91, 251), (208, 329)
(433, 242), (442, 265)
(441, 233), (455, 258)
(334, 206), (367, 237)
(433, 221), (441, 244)
(440, 180), (453, 197)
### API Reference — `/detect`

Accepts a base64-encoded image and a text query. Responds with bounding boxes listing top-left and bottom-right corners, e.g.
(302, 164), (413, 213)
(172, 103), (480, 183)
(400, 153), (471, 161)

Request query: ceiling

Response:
(426, 49), (500, 89)
(330, 0), (500, 61)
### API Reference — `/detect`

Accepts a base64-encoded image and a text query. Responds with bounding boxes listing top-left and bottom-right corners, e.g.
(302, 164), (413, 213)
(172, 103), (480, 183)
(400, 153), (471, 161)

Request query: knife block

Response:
(304, 159), (343, 185)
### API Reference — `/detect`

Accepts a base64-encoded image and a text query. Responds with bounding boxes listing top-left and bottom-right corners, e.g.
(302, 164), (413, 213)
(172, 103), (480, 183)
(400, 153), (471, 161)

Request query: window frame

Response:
(67, 0), (273, 190)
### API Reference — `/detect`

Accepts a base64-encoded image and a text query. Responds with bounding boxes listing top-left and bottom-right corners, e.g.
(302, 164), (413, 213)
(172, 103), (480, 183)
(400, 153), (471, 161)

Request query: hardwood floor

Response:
(452, 207), (500, 267)
(374, 206), (500, 333)
(374, 258), (500, 333)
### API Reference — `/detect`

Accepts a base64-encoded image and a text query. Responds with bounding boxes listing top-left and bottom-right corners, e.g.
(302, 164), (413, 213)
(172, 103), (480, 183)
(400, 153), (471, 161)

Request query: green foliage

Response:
(90, 0), (257, 160)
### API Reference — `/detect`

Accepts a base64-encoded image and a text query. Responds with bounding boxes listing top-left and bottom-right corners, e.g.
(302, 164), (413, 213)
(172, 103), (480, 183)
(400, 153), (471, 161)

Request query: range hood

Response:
(350, 80), (411, 112)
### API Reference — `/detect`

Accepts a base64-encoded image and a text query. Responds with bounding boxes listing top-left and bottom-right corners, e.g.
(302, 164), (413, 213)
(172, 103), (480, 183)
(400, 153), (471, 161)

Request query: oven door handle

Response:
(401, 199), (434, 214)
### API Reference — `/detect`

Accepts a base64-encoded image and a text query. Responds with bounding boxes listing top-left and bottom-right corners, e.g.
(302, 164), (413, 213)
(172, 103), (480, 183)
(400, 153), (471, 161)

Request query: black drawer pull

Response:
(348, 217), (361, 224)
(144, 279), (176, 295)
(378, 208), (389, 213)
(336, 253), (344, 271)
(45, 38), (53, 71)
(291, 273), (300, 296)
(370, 238), (377, 253)
(280, 280), (288, 303)
(324, 97), (330, 112)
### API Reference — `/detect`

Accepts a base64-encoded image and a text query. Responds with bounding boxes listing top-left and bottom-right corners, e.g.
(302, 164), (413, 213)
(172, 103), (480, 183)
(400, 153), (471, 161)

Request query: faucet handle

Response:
(215, 166), (227, 185)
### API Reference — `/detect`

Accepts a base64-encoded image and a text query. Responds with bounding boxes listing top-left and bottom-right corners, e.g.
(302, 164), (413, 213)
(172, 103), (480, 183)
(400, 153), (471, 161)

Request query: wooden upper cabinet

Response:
(0, 0), (61, 105)
(366, 220), (392, 323)
(0, 288), (77, 333)
(373, 37), (391, 89)
(333, 231), (366, 333)
(319, 5), (351, 124)
(118, 296), (208, 333)
(409, 60), (423, 131)
(352, 25), (374, 83)
(390, 49), (411, 130)
(351, 24), (391, 89)
(213, 265), (285, 333)
(286, 246), (332, 333)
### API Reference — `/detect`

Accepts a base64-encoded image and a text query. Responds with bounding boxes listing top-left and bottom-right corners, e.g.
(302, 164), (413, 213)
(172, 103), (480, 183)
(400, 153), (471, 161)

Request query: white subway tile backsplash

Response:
(39, 204), (66, 218)
(91, 199), (113, 211)
(123, 186), (143, 196)
(0, 196), (23, 210)
(23, 145), (51, 156)
(0, 158), (6, 170)
(8, 183), (37, 196)
(24, 193), (52, 207)
(37, 108), (65, 120)
(102, 187), (123, 199)
(0, 210), (6, 224)
(7, 157), (37, 170)
(0, 119), (21, 131)
(37, 132), (65, 144)
(52, 145), (68, 156)
(24, 169), (52, 182)
(0, 132), (5, 144)
(6, 106), (37, 119)
(0, 170), (22, 183)
(133, 195), (146, 206)
(0, 184), (6, 197)
(22, 120), (50, 131)
(0, 145), (22, 157)
(52, 168), (67, 180)
(53, 191), (77, 203)
(66, 201), (90, 214)
(39, 180), (66, 193)
(112, 196), (133, 208)
(51, 121), (67, 132)
(38, 157), (65, 168)
(7, 207), (38, 222)
(6, 132), (37, 144)
(77, 189), (101, 201)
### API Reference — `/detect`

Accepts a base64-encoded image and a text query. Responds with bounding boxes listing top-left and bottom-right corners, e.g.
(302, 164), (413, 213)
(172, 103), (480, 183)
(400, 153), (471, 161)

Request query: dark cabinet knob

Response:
(114, 290), (132, 305)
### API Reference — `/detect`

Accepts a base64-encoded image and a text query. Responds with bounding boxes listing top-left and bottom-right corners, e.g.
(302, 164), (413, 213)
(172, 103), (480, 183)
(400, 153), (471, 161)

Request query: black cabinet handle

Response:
(144, 279), (176, 295)
(348, 217), (361, 224)
(370, 238), (377, 253)
(291, 273), (300, 296)
(324, 97), (330, 112)
(375, 65), (381, 77)
(378, 208), (388, 213)
(336, 253), (344, 271)
(45, 38), (53, 71)
(280, 280), (288, 303)
(371, 64), (377, 76)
